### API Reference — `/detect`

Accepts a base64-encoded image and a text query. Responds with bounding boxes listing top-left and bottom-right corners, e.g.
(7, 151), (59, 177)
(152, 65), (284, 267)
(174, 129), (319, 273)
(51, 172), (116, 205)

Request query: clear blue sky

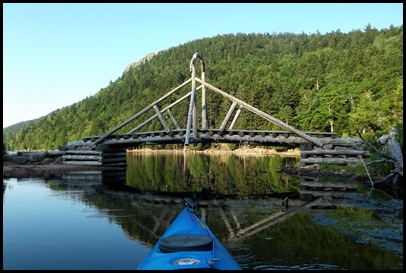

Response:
(3, 3), (403, 128)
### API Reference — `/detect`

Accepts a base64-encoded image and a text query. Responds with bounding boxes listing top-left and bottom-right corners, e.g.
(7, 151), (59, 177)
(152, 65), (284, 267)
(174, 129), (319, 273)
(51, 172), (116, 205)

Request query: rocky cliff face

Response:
(123, 51), (160, 73)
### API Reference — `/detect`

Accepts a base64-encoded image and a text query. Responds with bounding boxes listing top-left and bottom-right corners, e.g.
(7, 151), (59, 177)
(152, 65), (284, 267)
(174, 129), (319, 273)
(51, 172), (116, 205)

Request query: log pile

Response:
(299, 137), (369, 168)
(62, 150), (127, 166)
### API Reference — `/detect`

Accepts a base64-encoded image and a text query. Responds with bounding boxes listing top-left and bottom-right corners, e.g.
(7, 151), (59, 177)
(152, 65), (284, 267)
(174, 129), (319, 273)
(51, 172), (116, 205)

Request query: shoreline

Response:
(3, 147), (300, 179)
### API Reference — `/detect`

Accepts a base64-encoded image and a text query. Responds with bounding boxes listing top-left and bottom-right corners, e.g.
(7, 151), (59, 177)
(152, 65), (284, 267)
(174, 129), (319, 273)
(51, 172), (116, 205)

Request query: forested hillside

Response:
(3, 24), (403, 151)
(2, 116), (44, 139)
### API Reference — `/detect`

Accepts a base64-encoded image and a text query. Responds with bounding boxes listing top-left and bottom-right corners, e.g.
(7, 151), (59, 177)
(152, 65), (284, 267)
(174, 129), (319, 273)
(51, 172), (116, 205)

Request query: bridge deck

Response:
(78, 129), (337, 149)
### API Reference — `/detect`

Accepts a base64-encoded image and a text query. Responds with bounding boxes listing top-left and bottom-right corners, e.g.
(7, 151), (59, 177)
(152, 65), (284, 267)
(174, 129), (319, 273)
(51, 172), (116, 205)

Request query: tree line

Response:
(3, 24), (403, 151)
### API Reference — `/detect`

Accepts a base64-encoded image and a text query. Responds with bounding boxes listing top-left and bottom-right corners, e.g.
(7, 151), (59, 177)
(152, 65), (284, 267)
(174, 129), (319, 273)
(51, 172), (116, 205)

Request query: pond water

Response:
(3, 153), (403, 270)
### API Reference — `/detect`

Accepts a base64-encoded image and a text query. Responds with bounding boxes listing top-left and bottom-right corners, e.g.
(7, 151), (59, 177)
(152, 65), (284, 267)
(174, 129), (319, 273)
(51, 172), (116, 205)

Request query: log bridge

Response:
(63, 52), (369, 168)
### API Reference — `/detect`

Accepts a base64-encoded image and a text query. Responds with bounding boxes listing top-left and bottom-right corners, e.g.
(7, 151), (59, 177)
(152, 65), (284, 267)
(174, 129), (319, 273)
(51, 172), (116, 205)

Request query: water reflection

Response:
(299, 173), (360, 209)
(78, 186), (402, 270)
(126, 152), (300, 196)
(38, 152), (403, 270)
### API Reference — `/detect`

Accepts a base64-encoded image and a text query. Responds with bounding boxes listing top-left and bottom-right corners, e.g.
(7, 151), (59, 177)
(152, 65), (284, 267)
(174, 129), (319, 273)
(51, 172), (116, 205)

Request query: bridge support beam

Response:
(186, 52), (205, 146)
(93, 78), (192, 146)
(220, 101), (238, 132)
(195, 78), (324, 147)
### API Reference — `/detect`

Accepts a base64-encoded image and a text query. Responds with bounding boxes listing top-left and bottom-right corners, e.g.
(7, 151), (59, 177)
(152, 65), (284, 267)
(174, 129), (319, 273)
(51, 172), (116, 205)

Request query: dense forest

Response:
(3, 24), (403, 151)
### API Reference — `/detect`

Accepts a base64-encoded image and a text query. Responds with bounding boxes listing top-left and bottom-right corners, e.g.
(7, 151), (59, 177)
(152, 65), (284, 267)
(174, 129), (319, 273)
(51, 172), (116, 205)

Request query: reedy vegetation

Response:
(3, 24), (403, 151)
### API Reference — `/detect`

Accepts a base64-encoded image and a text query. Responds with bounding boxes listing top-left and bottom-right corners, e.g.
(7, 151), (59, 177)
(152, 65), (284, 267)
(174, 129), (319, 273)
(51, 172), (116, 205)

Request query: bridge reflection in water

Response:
(60, 152), (362, 247)
(56, 150), (404, 271)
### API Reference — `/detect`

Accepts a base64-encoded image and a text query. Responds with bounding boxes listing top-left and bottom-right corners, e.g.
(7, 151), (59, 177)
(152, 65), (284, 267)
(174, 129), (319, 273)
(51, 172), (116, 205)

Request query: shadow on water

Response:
(52, 152), (402, 270)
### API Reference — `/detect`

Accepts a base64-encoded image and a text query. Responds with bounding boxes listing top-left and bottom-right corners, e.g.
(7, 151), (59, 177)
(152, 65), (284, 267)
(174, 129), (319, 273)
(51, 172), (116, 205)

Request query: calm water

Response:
(3, 153), (403, 270)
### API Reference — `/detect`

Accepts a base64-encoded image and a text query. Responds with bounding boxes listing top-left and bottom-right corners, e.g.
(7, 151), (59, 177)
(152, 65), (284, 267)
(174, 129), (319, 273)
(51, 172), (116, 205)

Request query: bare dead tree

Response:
(356, 127), (403, 198)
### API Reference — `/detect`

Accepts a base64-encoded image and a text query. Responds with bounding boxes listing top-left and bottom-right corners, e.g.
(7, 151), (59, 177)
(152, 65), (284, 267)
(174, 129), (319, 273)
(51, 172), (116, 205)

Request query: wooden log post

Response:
(185, 52), (204, 145)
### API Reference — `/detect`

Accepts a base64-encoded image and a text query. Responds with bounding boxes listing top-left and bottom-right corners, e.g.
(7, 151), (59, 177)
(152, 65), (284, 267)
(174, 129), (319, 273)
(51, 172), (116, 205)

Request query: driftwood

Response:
(358, 127), (403, 197)
(377, 127), (403, 177)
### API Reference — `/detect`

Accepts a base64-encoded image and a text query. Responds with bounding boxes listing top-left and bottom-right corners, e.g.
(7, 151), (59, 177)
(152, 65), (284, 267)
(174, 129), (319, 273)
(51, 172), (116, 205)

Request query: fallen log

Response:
(356, 127), (403, 198)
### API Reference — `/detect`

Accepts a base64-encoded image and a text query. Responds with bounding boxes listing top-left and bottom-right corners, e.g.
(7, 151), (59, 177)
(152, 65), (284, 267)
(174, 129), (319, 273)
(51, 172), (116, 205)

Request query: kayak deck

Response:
(137, 198), (242, 270)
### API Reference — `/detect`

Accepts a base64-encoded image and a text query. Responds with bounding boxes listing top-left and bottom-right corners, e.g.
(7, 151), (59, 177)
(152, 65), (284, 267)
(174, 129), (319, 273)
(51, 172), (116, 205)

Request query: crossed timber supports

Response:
(92, 52), (323, 149)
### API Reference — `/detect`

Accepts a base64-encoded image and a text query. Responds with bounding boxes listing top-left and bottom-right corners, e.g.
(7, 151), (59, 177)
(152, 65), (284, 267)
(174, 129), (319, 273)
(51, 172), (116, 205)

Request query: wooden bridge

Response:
(63, 52), (369, 167)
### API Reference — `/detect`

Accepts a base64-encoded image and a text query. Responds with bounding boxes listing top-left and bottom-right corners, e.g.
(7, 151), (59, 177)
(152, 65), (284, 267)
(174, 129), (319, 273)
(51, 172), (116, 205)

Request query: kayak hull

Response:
(137, 202), (242, 270)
